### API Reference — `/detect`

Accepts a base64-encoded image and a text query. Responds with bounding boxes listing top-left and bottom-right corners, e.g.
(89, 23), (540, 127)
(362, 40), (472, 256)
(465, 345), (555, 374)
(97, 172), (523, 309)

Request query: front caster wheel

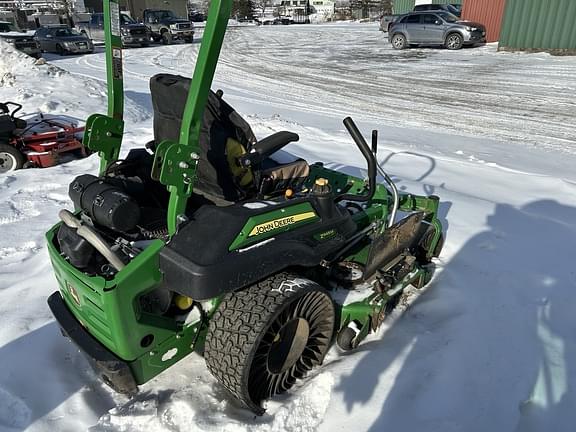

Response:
(204, 273), (335, 414)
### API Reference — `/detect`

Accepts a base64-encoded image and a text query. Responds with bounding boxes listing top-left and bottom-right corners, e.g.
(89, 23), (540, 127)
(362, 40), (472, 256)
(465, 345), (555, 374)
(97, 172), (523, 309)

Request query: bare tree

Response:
(350, 0), (391, 19)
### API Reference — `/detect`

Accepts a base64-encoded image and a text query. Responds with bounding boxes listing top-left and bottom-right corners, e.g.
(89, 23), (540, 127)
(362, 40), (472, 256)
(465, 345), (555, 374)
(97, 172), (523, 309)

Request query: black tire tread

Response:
(204, 272), (334, 413)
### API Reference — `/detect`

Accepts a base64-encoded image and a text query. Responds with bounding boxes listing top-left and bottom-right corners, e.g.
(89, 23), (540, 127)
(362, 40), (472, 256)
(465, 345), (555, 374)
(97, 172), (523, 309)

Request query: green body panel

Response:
(47, 226), (221, 383)
(48, 227), (179, 361)
(339, 266), (427, 342)
(130, 297), (221, 384)
(84, 114), (124, 175)
(130, 322), (203, 384)
(499, 0), (576, 51)
(229, 202), (319, 251)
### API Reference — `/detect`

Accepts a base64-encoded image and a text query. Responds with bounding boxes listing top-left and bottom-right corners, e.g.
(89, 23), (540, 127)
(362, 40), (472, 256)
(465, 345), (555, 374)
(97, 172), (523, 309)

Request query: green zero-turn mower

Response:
(46, 0), (444, 415)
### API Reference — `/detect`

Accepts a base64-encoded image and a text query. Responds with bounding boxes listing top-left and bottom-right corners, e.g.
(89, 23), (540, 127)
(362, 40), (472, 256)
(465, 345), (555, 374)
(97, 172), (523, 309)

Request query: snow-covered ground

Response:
(1, 22), (576, 432)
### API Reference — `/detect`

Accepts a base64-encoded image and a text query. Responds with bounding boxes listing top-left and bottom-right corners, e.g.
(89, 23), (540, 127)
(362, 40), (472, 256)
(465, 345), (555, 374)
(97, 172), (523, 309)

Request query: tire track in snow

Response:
(216, 25), (576, 153)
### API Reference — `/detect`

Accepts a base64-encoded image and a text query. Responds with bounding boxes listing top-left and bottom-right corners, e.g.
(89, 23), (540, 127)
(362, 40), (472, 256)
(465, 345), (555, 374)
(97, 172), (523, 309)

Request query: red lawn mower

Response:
(0, 101), (87, 174)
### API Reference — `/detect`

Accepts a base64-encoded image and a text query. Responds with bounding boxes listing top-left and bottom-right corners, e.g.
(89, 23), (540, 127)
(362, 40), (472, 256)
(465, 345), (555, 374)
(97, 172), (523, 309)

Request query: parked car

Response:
(379, 14), (402, 32)
(388, 11), (486, 50)
(0, 21), (41, 58)
(413, 3), (462, 17)
(142, 9), (194, 44)
(35, 26), (94, 55)
(77, 13), (150, 47)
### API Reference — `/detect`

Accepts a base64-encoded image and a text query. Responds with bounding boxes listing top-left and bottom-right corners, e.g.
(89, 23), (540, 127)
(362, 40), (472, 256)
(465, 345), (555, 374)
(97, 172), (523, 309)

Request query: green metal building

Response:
(499, 0), (576, 53)
(392, 0), (463, 15)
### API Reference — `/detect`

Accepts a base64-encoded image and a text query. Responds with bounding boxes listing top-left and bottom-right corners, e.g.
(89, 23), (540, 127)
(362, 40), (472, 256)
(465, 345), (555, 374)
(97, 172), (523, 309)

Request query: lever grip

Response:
(339, 117), (377, 202)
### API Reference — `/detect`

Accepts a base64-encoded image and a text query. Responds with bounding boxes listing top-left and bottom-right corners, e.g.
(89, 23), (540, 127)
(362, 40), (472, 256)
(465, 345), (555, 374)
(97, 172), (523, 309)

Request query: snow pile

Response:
(0, 40), (37, 86)
(0, 39), (149, 123)
(94, 372), (333, 432)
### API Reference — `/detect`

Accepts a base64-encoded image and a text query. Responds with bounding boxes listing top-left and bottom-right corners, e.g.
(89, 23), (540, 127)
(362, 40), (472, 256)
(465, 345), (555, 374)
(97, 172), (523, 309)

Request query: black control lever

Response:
(0, 102), (23, 118)
(372, 130), (378, 155)
(336, 117), (377, 203)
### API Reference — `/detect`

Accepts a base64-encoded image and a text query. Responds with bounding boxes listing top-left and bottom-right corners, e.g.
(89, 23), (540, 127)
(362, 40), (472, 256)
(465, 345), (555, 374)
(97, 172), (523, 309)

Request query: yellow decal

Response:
(66, 281), (81, 306)
(249, 212), (316, 237)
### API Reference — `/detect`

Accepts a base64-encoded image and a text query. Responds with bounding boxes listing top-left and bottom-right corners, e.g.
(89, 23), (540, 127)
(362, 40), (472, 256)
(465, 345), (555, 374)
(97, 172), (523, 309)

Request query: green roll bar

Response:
(88, 0), (232, 235)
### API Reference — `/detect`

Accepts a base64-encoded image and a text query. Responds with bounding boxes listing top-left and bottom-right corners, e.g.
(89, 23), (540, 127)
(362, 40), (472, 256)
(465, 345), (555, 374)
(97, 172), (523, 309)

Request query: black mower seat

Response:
(0, 114), (16, 138)
(150, 73), (308, 203)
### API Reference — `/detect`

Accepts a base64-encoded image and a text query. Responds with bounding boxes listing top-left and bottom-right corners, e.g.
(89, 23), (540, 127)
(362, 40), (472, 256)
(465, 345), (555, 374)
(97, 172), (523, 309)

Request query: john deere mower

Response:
(46, 0), (444, 414)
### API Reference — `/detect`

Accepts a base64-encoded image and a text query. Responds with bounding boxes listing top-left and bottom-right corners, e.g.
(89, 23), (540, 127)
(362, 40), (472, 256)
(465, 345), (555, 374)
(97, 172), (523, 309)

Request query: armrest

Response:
(239, 131), (299, 167)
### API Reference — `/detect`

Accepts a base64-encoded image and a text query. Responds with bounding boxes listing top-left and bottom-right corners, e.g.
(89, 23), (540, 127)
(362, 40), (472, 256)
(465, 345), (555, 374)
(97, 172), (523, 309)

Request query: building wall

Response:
(310, 0), (335, 21)
(461, 0), (506, 43)
(499, 0), (576, 52)
(392, 0), (414, 14)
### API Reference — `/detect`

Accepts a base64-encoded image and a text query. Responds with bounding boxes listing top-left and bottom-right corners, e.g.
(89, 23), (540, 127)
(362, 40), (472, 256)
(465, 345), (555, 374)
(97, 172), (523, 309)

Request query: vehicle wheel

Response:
(415, 226), (444, 263)
(0, 144), (26, 174)
(185, 36), (194, 43)
(336, 326), (357, 351)
(445, 32), (464, 50)
(56, 44), (66, 56)
(391, 33), (407, 50)
(204, 273), (335, 414)
(161, 32), (172, 45)
(141, 42), (149, 48)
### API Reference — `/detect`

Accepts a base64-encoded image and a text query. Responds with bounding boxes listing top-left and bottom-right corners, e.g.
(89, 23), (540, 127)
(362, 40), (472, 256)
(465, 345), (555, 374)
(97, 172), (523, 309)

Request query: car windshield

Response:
(0, 22), (17, 32)
(158, 11), (177, 20)
(54, 28), (81, 37)
(437, 12), (459, 23)
(120, 13), (136, 24)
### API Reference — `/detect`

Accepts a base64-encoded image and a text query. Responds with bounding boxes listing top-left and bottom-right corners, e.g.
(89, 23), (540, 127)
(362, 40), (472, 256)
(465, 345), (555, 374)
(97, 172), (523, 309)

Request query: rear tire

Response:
(161, 32), (172, 45)
(205, 273), (335, 414)
(0, 143), (25, 174)
(391, 33), (407, 50)
(445, 32), (464, 50)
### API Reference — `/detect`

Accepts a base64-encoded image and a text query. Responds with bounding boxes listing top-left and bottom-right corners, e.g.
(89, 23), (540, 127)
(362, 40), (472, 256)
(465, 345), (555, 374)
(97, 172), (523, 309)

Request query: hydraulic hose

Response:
(59, 209), (126, 271)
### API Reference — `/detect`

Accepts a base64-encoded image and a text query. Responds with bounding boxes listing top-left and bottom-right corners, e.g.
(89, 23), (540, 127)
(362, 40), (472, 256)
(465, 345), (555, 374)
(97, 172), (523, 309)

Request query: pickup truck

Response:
(0, 21), (41, 58)
(142, 9), (194, 44)
(77, 13), (150, 47)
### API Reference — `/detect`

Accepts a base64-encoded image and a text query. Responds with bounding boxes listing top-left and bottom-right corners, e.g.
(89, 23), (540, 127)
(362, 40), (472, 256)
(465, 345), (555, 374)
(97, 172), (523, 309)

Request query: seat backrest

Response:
(0, 114), (16, 138)
(150, 73), (257, 202)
